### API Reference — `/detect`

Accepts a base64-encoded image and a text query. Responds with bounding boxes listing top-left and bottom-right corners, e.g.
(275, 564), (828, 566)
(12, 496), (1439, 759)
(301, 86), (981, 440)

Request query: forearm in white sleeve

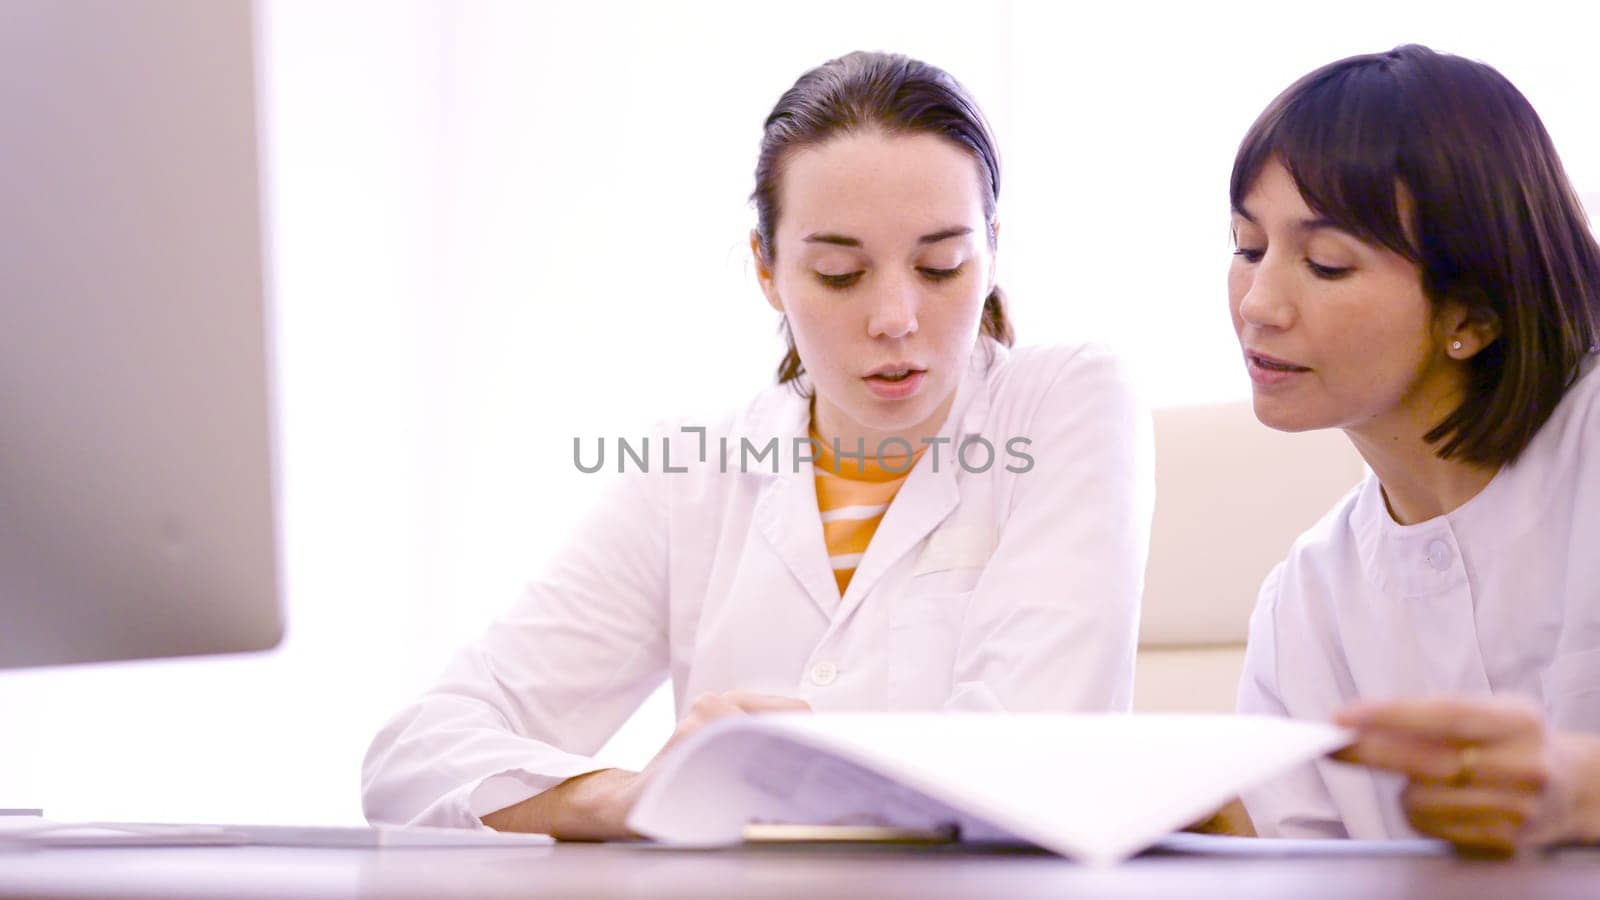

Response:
(362, 467), (670, 828)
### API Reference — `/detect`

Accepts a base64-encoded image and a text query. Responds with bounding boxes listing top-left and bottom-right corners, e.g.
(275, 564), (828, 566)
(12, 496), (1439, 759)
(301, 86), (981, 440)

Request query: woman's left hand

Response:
(1333, 696), (1600, 855)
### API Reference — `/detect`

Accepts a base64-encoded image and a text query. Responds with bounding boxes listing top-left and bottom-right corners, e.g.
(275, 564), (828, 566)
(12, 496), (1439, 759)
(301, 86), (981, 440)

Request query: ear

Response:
(751, 230), (783, 313)
(1439, 299), (1501, 361)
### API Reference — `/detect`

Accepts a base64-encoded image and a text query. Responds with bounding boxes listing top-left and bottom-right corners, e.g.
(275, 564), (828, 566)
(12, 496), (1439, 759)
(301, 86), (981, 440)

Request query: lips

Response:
(1246, 350), (1310, 372)
(863, 364), (927, 400)
(865, 362), (925, 381)
(1244, 349), (1311, 387)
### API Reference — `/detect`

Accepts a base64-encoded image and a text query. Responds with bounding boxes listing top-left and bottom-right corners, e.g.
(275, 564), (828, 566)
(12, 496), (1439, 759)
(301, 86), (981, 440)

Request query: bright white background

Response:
(1, 0), (1596, 825)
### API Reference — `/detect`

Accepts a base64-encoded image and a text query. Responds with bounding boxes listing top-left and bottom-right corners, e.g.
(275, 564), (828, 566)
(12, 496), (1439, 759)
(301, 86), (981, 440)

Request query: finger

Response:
(719, 691), (812, 713)
(651, 693), (748, 766)
(1402, 782), (1540, 829)
(1403, 784), (1523, 844)
(1415, 815), (1521, 858)
(1333, 733), (1461, 781)
(1335, 732), (1551, 790)
(682, 691), (744, 726)
(1335, 696), (1543, 743)
(647, 691), (809, 778)
(1404, 784), (1546, 857)
(1185, 798), (1255, 836)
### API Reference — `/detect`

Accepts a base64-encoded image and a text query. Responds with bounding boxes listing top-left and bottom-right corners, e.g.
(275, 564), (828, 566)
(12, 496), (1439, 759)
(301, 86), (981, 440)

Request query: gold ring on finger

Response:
(1450, 745), (1481, 787)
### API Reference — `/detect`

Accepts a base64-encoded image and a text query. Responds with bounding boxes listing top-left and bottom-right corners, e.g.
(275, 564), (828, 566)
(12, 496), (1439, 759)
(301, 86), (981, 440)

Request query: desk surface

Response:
(2, 841), (1598, 899)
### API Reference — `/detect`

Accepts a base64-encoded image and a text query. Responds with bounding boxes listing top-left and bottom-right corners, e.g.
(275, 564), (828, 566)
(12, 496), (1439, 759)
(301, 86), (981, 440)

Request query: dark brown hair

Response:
(1232, 44), (1600, 466)
(753, 51), (1013, 385)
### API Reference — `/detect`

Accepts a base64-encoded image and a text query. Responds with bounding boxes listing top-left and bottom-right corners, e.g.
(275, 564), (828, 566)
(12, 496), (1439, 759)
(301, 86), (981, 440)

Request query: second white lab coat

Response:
(362, 339), (1154, 828)
(1238, 353), (1600, 839)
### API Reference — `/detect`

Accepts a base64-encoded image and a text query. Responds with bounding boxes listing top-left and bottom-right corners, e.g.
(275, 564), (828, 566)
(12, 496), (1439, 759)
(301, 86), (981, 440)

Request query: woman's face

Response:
(755, 130), (994, 447)
(1228, 159), (1466, 440)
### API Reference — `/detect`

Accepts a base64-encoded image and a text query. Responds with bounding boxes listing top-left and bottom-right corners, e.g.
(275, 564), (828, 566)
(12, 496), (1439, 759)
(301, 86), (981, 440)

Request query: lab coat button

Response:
(809, 661), (838, 686)
(1424, 539), (1453, 572)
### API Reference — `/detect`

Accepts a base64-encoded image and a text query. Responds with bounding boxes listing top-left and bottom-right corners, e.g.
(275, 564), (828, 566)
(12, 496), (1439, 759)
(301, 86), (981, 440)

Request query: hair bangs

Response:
(1231, 60), (1418, 262)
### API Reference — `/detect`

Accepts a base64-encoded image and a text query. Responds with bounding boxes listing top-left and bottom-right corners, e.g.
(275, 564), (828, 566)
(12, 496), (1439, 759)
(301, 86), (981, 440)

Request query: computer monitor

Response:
(0, 0), (283, 668)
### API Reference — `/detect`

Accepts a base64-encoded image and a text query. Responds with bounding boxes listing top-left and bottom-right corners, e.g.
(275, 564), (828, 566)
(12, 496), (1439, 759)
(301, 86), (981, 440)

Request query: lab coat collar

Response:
(1350, 477), (1467, 600)
(749, 389), (840, 616)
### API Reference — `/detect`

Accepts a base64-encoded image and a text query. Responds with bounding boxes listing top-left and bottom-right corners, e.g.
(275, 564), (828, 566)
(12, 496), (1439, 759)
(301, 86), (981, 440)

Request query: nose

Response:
(1234, 256), (1295, 332)
(866, 273), (919, 340)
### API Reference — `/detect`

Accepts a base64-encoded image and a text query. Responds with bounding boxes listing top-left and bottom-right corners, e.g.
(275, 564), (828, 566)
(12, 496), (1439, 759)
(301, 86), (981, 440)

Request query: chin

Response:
(854, 392), (941, 431)
(866, 401), (938, 431)
(1250, 394), (1331, 434)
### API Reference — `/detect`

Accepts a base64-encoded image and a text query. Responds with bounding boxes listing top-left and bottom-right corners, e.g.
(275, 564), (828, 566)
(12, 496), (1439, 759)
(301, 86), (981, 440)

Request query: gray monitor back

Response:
(0, 0), (283, 668)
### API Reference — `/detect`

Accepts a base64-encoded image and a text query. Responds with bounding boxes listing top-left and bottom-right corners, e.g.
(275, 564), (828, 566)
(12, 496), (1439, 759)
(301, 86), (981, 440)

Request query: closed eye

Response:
(1307, 260), (1353, 280)
(816, 271), (864, 290)
(919, 265), (963, 282)
(1233, 247), (1265, 264)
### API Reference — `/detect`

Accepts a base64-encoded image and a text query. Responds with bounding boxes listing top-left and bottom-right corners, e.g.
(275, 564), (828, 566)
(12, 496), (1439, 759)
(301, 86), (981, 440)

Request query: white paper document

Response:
(626, 713), (1352, 866)
(0, 818), (242, 848)
(0, 818), (553, 850)
(1153, 832), (1449, 858)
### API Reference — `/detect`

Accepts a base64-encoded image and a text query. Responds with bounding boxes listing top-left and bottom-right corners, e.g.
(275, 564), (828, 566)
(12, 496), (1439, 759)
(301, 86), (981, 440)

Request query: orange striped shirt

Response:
(811, 431), (926, 595)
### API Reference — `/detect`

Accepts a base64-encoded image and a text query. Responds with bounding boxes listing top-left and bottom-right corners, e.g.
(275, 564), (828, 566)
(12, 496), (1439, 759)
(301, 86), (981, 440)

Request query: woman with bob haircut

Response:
(362, 51), (1153, 839)
(1229, 44), (1600, 853)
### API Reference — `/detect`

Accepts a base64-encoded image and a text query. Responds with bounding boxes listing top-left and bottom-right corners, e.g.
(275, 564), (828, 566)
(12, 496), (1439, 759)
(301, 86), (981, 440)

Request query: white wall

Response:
(0, 0), (1595, 825)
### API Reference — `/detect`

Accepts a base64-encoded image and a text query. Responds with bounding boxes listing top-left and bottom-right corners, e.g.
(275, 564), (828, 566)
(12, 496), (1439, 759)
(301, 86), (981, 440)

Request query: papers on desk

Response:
(217, 824), (554, 848)
(626, 713), (1352, 866)
(0, 817), (553, 850)
(1153, 832), (1450, 858)
(0, 818), (242, 848)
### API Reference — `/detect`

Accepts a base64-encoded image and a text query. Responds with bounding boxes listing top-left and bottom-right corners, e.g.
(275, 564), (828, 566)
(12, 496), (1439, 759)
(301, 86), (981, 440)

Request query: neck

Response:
(1345, 419), (1498, 526)
(1341, 358), (1503, 524)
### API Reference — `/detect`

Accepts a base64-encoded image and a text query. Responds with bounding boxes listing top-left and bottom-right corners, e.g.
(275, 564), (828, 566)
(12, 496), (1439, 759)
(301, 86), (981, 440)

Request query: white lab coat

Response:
(362, 340), (1153, 828)
(1238, 353), (1600, 839)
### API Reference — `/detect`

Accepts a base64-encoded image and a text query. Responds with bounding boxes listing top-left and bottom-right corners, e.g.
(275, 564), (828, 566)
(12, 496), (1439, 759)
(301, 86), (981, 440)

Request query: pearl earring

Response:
(1450, 340), (1464, 352)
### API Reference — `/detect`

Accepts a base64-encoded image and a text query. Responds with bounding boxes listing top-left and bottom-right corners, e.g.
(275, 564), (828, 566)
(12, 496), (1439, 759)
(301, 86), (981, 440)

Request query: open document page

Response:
(627, 714), (1351, 865)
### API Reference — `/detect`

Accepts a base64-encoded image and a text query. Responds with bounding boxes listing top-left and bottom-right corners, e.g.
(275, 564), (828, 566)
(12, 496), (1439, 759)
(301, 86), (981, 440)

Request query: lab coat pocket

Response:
(887, 589), (974, 707)
(1541, 647), (1600, 733)
(914, 525), (996, 577)
(886, 525), (989, 706)
(903, 524), (993, 595)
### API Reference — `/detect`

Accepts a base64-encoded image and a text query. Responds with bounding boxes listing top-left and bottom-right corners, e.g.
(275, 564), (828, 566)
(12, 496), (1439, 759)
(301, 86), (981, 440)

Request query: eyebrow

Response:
(917, 226), (972, 245)
(802, 226), (973, 247)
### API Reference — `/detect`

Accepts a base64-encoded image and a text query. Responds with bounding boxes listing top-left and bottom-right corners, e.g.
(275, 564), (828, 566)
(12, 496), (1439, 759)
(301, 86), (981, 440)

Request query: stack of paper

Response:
(627, 713), (1351, 865)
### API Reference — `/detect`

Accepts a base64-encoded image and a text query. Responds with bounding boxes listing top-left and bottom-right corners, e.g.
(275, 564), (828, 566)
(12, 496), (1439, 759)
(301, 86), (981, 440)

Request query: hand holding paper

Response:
(1334, 695), (1600, 854)
(482, 690), (811, 840)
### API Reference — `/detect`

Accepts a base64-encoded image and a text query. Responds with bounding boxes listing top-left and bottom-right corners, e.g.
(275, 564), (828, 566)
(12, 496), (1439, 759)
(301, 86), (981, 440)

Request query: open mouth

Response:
(1248, 353), (1310, 373)
(863, 365), (927, 399)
